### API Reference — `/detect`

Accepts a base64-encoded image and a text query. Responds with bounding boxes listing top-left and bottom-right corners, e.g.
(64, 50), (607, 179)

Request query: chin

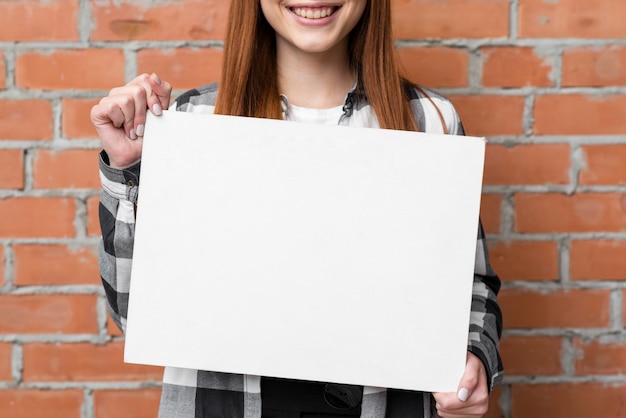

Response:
(292, 38), (343, 54)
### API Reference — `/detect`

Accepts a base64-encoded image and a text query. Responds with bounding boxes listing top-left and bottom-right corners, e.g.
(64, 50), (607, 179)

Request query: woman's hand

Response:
(433, 352), (490, 417)
(90, 73), (172, 169)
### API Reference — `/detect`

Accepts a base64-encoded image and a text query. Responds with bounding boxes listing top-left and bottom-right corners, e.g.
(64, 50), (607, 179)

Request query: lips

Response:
(290, 6), (339, 19)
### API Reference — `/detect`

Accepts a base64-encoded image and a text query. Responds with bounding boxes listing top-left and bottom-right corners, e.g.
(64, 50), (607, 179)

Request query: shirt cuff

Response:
(468, 339), (504, 392)
(99, 150), (141, 203)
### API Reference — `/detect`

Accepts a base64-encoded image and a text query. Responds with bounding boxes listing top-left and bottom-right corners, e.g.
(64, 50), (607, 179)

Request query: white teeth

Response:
(293, 7), (335, 19)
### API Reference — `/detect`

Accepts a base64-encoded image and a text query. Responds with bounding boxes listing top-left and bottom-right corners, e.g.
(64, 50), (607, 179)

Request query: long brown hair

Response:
(214, 0), (418, 131)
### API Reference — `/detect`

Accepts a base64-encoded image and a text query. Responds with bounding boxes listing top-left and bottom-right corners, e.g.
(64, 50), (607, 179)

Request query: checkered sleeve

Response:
(468, 221), (503, 391)
(98, 150), (141, 334)
(417, 90), (504, 391)
(420, 90), (504, 391)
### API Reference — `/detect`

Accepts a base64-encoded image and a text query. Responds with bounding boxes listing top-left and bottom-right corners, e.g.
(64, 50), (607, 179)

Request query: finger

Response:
(433, 354), (489, 416)
(92, 97), (135, 140)
(148, 73), (172, 113)
(111, 82), (153, 138)
(457, 387), (469, 402)
(129, 73), (171, 117)
(114, 86), (145, 139)
(127, 84), (149, 138)
(456, 353), (483, 402)
(437, 403), (488, 418)
(434, 393), (486, 417)
(433, 392), (463, 413)
(99, 91), (142, 140)
(91, 99), (124, 130)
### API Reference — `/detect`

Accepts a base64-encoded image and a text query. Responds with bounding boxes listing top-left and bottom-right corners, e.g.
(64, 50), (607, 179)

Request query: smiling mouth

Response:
(290, 6), (340, 19)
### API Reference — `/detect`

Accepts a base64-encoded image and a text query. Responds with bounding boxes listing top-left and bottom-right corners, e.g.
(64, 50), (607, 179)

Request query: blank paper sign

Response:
(124, 110), (486, 393)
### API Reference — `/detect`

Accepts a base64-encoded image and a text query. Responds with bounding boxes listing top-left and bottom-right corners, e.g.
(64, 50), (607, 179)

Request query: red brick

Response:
(13, 244), (99, 286)
(137, 47), (223, 91)
(33, 149), (101, 189)
(23, 342), (163, 382)
(449, 95), (525, 137)
(0, 0), (79, 42)
(0, 198), (75, 238)
(62, 98), (99, 139)
(90, 0), (229, 41)
(499, 288), (610, 328)
(0, 342), (11, 381)
(500, 335), (563, 375)
(480, 194), (501, 234)
(16, 49), (125, 91)
(563, 46), (626, 87)
(489, 240), (559, 281)
(0, 99), (53, 140)
(87, 196), (102, 238)
(515, 193), (626, 233)
(0, 389), (83, 418)
(392, 0), (509, 39)
(570, 240), (626, 281)
(519, 0), (626, 39)
(0, 295), (99, 334)
(107, 311), (123, 337)
(574, 338), (626, 375)
(484, 144), (570, 186)
(534, 94), (626, 135)
(0, 149), (24, 189)
(580, 145), (626, 185)
(397, 47), (468, 88)
(482, 47), (553, 87)
(94, 389), (161, 418)
(512, 383), (626, 417)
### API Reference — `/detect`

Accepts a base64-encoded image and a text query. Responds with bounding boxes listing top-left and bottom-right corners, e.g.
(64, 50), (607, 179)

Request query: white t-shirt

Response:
(285, 102), (346, 126)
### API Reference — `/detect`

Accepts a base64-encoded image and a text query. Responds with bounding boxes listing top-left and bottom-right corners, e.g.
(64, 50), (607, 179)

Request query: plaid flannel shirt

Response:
(99, 83), (503, 418)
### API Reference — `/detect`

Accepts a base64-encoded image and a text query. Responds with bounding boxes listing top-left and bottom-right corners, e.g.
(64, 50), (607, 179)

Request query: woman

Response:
(91, 1), (503, 417)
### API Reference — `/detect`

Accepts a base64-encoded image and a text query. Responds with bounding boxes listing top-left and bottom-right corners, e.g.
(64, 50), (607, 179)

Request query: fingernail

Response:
(129, 128), (137, 140)
(136, 124), (145, 137)
(457, 387), (469, 402)
(153, 103), (163, 115)
(152, 73), (162, 85)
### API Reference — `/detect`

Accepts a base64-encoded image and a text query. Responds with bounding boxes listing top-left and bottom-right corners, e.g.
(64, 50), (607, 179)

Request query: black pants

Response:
(261, 377), (362, 418)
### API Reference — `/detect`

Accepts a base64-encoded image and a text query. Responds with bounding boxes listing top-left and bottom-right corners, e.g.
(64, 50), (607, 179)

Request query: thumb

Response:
(457, 386), (471, 402)
(456, 353), (483, 402)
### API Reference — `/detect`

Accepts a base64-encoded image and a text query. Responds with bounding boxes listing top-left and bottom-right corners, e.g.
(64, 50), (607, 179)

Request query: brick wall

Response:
(0, 0), (624, 417)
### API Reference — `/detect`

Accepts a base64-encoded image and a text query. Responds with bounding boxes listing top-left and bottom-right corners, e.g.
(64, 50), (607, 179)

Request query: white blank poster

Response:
(124, 111), (486, 393)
